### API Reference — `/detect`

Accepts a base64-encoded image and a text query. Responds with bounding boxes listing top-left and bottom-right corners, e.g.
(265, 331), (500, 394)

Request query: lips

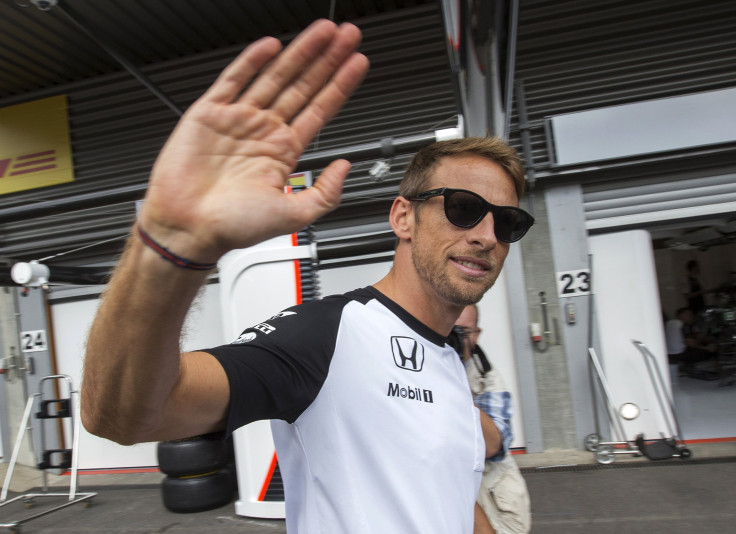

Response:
(452, 256), (491, 276)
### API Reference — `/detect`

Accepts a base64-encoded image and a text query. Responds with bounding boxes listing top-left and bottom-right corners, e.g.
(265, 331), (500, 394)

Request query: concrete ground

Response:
(519, 442), (736, 534)
(0, 441), (733, 533)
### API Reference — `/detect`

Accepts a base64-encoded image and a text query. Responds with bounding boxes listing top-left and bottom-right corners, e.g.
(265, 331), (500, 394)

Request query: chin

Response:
(458, 277), (498, 304)
(441, 284), (488, 307)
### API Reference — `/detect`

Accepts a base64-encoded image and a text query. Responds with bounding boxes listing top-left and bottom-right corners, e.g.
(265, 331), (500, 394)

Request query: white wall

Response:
(50, 283), (224, 470)
(589, 230), (674, 441)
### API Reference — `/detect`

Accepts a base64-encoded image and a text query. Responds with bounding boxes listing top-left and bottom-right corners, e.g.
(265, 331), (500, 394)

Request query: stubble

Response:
(410, 234), (500, 306)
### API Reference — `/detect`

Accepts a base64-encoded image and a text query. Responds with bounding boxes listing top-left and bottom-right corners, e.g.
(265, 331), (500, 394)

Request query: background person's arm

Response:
(475, 378), (513, 460)
(478, 408), (503, 458)
(81, 20), (368, 445)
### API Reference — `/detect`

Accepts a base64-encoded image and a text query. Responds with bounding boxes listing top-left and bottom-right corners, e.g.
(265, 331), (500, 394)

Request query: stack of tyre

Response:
(157, 433), (237, 513)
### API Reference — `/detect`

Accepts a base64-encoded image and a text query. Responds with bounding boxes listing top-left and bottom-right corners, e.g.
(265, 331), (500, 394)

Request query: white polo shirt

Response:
(208, 287), (485, 533)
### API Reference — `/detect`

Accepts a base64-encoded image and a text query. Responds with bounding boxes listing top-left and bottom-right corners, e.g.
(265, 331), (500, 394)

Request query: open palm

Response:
(139, 20), (369, 262)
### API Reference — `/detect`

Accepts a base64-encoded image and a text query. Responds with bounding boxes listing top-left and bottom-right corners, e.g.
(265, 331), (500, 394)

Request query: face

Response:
(455, 305), (481, 357)
(409, 154), (518, 307)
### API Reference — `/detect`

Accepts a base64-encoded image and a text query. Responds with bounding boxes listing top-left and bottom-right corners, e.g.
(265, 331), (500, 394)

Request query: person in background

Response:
(665, 307), (718, 380)
(454, 304), (531, 534)
(682, 260), (710, 314)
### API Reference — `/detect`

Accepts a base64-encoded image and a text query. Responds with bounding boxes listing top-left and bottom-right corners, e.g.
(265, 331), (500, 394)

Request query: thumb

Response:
(309, 159), (350, 215)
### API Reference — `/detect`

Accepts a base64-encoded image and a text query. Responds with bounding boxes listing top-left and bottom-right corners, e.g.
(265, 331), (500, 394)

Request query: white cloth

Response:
(476, 454), (532, 534)
(665, 318), (685, 355)
(465, 353), (531, 534)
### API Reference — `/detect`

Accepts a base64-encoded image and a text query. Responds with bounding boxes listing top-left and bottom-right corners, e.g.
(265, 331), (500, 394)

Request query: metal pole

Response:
(587, 254), (601, 437)
(632, 340), (685, 442)
(588, 348), (628, 443)
(1, 395), (36, 502)
(515, 80), (537, 217)
(503, 0), (520, 140)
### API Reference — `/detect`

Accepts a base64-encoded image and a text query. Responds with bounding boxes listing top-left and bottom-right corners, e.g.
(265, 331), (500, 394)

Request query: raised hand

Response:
(139, 20), (369, 263)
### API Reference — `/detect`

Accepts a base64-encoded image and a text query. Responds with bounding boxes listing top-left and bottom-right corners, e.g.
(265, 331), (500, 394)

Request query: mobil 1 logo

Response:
(387, 382), (434, 403)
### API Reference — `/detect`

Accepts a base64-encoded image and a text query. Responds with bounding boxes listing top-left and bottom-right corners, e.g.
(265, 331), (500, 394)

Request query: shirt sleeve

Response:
(475, 389), (513, 462)
(203, 296), (348, 434)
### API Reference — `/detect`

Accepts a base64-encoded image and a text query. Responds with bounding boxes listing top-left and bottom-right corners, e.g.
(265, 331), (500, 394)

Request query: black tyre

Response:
(161, 468), (235, 513)
(157, 433), (228, 477)
(226, 461), (239, 492)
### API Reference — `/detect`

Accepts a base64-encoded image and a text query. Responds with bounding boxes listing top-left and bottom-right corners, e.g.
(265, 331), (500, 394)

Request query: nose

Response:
(465, 211), (498, 248)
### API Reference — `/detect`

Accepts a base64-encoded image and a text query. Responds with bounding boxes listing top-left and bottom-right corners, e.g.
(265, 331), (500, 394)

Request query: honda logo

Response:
(391, 336), (424, 372)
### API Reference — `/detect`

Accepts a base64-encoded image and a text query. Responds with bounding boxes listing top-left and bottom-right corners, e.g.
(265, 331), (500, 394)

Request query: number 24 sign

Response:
(20, 330), (48, 352)
(557, 269), (591, 298)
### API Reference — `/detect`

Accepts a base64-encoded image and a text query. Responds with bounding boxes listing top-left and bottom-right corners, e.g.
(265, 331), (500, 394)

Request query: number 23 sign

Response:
(557, 269), (591, 297)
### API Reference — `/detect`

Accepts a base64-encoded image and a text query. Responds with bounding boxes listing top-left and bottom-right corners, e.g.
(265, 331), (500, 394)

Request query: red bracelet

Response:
(136, 225), (218, 271)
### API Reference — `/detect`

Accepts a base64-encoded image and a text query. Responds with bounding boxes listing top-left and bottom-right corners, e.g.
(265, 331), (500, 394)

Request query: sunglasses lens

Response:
(434, 188), (533, 242)
(452, 325), (469, 337)
(445, 191), (485, 228)
(495, 208), (532, 242)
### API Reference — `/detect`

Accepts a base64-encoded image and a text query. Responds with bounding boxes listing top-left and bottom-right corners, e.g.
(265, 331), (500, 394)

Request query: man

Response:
(454, 304), (531, 534)
(665, 307), (717, 379)
(81, 19), (533, 533)
(682, 260), (709, 314)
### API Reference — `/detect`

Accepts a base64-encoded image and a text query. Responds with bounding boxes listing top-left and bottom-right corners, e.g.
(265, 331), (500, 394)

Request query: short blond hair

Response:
(399, 137), (525, 200)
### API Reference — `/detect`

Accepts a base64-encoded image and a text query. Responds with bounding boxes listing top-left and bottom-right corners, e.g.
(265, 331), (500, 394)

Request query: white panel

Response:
(50, 283), (224, 470)
(588, 230), (672, 441)
(551, 88), (736, 165)
(218, 235), (306, 520)
(318, 262), (392, 296)
(218, 235), (305, 340)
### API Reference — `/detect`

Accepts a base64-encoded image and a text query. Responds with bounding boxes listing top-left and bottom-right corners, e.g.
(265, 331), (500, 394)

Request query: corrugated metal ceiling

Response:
(0, 0), (432, 100)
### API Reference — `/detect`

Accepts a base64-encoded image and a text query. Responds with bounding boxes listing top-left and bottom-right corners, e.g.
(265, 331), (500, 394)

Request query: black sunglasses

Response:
(409, 187), (534, 243)
(452, 325), (480, 338)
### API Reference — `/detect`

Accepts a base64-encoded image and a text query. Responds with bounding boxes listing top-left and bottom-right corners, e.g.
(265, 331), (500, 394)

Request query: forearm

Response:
(81, 229), (210, 444)
(478, 408), (502, 458)
(475, 389), (513, 460)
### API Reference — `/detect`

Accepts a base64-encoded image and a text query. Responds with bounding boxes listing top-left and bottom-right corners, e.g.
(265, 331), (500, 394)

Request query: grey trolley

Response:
(584, 342), (691, 464)
(0, 375), (96, 533)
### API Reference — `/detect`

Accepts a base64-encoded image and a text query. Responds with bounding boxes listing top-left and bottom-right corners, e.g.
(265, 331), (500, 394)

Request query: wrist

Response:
(136, 225), (218, 271)
(133, 215), (224, 265)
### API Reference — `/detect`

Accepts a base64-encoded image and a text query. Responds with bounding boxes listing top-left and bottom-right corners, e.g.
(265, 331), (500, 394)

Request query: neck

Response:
(373, 249), (463, 336)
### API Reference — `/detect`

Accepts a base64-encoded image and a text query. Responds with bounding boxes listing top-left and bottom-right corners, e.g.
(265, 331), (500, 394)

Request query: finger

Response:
(290, 52), (369, 147)
(286, 159), (350, 228)
(239, 19), (340, 110)
(201, 37), (283, 104)
(267, 23), (364, 121)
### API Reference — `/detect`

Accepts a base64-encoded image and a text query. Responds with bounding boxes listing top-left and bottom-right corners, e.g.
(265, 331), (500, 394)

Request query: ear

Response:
(389, 196), (413, 240)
